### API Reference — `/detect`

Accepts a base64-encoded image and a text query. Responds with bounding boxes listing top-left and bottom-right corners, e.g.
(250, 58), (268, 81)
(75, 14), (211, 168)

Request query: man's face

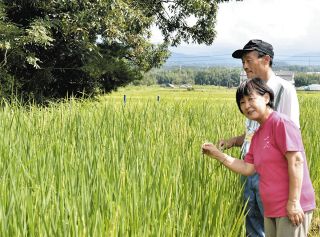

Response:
(241, 51), (267, 79)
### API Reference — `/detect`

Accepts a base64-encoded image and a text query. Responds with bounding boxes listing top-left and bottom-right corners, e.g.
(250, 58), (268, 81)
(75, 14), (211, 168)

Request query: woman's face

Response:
(239, 91), (270, 123)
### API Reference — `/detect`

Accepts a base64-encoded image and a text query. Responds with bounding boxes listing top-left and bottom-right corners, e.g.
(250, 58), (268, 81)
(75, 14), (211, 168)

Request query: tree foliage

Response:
(0, 0), (238, 102)
(294, 72), (320, 87)
(137, 66), (320, 88)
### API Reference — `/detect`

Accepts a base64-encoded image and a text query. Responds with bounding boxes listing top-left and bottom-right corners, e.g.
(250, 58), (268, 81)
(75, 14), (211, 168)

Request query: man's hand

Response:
(218, 139), (234, 150)
(218, 134), (245, 150)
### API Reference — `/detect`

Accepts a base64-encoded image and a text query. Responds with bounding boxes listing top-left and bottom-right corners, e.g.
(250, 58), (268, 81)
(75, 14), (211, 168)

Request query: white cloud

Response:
(213, 0), (320, 54)
(152, 0), (320, 56)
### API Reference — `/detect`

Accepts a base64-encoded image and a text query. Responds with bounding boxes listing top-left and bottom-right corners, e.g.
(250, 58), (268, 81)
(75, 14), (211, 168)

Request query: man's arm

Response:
(219, 133), (245, 150)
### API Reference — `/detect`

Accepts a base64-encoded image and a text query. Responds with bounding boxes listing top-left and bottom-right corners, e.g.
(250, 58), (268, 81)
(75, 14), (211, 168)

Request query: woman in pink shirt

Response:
(202, 78), (315, 237)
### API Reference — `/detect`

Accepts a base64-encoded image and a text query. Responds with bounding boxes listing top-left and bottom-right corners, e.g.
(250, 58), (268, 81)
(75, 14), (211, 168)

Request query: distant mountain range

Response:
(165, 52), (239, 67)
(164, 51), (320, 67)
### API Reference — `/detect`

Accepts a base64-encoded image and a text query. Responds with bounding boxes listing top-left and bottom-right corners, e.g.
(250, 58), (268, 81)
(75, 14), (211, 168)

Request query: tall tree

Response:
(0, 0), (239, 102)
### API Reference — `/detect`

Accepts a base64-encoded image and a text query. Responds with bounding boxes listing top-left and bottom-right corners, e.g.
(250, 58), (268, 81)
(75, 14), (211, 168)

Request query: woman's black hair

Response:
(236, 77), (275, 113)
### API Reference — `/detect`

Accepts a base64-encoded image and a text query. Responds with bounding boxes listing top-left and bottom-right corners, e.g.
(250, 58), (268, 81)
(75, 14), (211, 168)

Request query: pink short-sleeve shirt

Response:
(244, 111), (315, 217)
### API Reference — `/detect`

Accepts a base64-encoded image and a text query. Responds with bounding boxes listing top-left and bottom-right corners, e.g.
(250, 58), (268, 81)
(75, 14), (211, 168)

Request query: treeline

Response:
(136, 67), (242, 87)
(136, 66), (320, 87)
(294, 73), (320, 87)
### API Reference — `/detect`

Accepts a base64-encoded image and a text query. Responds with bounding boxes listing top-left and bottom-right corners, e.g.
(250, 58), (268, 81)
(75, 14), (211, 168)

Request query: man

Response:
(220, 39), (300, 237)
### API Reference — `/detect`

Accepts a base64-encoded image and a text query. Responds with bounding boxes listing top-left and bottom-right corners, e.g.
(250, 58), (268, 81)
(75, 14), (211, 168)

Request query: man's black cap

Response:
(232, 39), (274, 59)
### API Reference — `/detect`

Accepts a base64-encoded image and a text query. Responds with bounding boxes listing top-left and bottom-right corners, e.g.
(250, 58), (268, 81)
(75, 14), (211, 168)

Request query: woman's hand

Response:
(201, 142), (255, 176)
(287, 200), (305, 226)
(201, 142), (222, 159)
(286, 151), (305, 226)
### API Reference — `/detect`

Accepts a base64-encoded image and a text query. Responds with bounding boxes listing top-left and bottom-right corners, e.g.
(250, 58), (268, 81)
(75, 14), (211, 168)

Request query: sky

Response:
(151, 0), (320, 61)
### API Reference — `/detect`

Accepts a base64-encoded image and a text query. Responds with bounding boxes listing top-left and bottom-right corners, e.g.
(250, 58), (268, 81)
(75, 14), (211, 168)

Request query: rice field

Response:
(0, 86), (319, 236)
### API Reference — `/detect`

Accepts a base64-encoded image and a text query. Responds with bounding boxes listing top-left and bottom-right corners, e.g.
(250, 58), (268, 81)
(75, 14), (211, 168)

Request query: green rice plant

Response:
(298, 92), (320, 236)
(0, 86), (318, 236)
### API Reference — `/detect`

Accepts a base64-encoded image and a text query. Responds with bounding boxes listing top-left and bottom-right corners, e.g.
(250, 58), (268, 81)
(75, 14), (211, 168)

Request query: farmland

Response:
(0, 86), (319, 236)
